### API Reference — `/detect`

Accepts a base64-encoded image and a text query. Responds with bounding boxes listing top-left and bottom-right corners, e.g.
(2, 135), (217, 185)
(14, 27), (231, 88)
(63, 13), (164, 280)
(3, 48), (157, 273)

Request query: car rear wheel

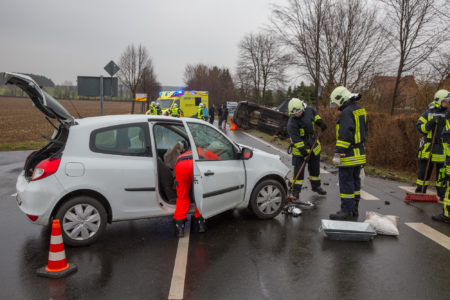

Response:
(55, 196), (107, 247)
(249, 179), (286, 219)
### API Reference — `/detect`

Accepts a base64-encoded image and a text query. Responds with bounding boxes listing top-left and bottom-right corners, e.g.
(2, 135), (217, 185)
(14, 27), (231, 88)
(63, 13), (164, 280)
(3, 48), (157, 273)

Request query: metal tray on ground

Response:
(320, 219), (377, 241)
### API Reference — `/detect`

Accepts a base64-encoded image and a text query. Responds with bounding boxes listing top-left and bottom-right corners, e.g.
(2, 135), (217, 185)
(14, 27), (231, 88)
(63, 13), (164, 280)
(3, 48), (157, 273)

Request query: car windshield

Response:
(157, 99), (173, 109)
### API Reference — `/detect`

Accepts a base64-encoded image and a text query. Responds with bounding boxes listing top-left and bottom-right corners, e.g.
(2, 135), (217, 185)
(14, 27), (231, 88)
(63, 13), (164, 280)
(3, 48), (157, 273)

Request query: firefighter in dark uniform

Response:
(415, 90), (449, 199)
(329, 87), (368, 220)
(287, 98), (327, 207)
(431, 89), (450, 224)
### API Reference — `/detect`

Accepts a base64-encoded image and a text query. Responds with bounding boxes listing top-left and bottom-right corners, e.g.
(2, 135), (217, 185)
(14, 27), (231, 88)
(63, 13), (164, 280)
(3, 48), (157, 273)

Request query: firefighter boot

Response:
(432, 213), (450, 224)
(174, 219), (186, 238)
(191, 216), (207, 233)
(329, 210), (353, 220)
(312, 186), (327, 195)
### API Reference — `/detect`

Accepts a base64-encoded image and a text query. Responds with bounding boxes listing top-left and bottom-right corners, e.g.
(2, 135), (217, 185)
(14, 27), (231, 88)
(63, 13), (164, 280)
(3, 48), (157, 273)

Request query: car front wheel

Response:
(249, 179), (286, 219)
(55, 196), (107, 247)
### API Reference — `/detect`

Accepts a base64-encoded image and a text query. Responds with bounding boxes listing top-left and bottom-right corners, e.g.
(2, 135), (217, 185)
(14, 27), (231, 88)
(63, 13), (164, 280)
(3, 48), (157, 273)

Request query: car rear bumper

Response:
(16, 171), (64, 225)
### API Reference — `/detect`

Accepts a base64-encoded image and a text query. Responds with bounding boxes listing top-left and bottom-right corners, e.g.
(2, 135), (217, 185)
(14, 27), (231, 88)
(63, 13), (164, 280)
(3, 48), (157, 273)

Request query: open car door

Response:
(186, 122), (245, 218)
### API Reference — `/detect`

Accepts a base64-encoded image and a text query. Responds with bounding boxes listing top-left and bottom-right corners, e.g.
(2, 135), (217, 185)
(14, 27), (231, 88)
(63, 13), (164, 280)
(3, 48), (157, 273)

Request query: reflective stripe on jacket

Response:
(287, 106), (322, 157)
(335, 101), (368, 167)
(416, 105), (447, 162)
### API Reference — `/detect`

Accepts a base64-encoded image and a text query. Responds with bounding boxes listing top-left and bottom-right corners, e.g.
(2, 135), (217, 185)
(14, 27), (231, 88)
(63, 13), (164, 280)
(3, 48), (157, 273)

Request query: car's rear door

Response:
(88, 122), (157, 219)
(186, 122), (245, 218)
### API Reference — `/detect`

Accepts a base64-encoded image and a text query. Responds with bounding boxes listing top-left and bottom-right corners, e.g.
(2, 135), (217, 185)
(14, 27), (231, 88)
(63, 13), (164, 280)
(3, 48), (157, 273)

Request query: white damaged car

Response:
(6, 72), (289, 246)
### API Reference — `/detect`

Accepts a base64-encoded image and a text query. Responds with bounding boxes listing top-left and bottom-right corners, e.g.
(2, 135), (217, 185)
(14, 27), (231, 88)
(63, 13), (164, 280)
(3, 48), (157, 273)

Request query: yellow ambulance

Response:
(156, 90), (209, 117)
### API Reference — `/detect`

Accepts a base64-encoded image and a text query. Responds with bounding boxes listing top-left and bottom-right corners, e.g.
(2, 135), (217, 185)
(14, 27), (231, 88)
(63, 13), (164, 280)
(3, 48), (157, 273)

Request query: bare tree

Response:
(428, 50), (450, 88)
(138, 65), (161, 112)
(380, 0), (449, 115)
(271, 0), (328, 106)
(333, 0), (389, 90)
(184, 64), (235, 107)
(118, 44), (154, 114)
(236, 33), (290, 104)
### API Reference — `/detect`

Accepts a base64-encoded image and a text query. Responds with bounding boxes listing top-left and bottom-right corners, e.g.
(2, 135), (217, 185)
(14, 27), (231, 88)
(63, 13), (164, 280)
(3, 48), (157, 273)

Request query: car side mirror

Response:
(241, 147), (253, 160)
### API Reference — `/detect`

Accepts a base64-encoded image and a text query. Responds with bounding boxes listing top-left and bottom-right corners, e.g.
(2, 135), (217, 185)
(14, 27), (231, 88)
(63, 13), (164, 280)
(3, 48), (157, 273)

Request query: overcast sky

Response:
(0, 0), (275, 86)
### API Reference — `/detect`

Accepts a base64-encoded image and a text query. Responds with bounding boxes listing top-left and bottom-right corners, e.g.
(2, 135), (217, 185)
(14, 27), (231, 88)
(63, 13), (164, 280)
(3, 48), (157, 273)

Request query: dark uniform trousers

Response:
(292, 153), (321, 194)
(417, 160), (445, 196)
(339, 166), (361, 211)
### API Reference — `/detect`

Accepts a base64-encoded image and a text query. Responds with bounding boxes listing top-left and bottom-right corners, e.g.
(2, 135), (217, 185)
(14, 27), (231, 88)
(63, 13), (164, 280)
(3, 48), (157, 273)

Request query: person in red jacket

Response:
(173, 146), (219, 237)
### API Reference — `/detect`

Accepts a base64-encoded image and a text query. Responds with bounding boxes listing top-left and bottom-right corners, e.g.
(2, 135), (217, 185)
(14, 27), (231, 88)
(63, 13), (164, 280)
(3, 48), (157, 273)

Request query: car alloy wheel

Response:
(249, 179), (286, 219)
(55, 196), (107, 246)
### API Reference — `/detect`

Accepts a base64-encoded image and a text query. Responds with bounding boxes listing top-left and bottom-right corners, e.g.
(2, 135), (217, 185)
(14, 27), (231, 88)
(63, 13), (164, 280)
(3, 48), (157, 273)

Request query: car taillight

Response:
(31, 158), (61, 181)
(26, 214), (38, 222)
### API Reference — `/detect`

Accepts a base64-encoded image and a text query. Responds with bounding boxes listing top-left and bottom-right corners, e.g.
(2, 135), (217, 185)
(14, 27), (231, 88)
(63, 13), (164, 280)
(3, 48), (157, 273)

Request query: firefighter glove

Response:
(332, 153), (341, 165)
(316, 119), (327, 131)
(300, 148), (309, 157)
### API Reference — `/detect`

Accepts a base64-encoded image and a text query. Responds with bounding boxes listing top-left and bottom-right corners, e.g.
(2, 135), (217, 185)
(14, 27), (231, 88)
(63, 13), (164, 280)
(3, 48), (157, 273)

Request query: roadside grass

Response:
(245, 128), (418, 185)
(0, 141), (47, 151)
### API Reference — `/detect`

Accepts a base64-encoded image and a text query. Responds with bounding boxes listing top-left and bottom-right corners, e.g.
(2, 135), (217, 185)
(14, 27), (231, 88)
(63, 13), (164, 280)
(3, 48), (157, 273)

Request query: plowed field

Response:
(0, 96), (134, 143)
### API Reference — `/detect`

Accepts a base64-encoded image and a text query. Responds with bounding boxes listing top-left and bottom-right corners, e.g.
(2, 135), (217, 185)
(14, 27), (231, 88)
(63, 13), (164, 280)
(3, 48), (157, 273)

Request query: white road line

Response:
(405, 222), (450, 251)
(399, 185), (437, 195)
(239, 131), (330, 174)
(10, 193), (17, 197)
(360, 190), (379, 201)
(168, 220), (191, 300)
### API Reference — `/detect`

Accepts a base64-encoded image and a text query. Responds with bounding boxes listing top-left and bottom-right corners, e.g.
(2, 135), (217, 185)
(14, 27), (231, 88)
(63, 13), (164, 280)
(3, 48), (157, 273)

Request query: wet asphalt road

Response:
(0, 129), (449, 300)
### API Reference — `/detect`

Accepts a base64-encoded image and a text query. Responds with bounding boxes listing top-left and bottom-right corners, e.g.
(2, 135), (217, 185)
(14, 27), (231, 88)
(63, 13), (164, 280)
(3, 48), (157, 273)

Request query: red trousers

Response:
(173, 158), (202, 220)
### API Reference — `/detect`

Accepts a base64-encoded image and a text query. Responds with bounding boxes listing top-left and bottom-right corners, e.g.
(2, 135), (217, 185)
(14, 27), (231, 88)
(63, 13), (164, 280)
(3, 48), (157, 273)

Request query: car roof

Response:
(73, 114), (208, 128)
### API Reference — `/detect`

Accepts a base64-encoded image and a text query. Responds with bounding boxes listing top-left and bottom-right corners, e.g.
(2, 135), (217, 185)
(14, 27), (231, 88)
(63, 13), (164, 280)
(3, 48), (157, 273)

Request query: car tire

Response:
(55, 196), (107, 247)
(249, 179), (286, 219)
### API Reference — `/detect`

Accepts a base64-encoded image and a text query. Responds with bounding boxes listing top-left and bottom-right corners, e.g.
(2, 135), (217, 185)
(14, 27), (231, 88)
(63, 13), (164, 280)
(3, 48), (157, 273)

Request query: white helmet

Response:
(288, 98), (306, 115)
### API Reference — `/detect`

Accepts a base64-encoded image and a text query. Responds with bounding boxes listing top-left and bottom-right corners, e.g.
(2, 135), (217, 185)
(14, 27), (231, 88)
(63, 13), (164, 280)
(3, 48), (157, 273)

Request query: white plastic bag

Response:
(364, 211), (399, 236)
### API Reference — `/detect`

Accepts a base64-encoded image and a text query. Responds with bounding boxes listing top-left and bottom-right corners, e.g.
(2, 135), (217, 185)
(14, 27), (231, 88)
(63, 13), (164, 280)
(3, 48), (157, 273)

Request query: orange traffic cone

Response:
(230, 123), (239, 130)
(37, 219), (77, 278)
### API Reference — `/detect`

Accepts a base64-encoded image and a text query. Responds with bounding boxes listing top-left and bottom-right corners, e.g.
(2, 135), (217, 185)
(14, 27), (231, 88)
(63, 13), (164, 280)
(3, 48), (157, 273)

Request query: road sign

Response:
(104, 60), (120, 77)
(77, 76), (118, 97)
(136, 93), (147, 102)
(77, 76), (119, 116)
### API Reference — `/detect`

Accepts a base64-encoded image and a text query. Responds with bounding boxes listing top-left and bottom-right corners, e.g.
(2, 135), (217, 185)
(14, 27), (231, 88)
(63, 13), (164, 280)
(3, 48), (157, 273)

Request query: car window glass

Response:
(187, 123), (234, 160)
(92, 124), (148, 156)
(153, 124), (188, 151)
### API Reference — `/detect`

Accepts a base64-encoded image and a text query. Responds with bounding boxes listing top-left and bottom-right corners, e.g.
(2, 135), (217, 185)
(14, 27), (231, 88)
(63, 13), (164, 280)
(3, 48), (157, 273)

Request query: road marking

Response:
(405, 222), (450, 250)
(360, 190), (379, 201)
(240, 131), (330, 174)
(399, 185), (437, 195)
(168, 220), (190, 300)
(11, 193), (17, 197)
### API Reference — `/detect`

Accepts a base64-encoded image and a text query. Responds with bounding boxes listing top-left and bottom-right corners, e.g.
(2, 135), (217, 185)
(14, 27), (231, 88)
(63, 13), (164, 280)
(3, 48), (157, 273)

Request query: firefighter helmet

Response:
(199, 103), (204, 108)
(156, 102), (160, 107)
(288, 98), (306, 115)
(173, 103), (178, 108)
(330, 86), (352, 107)
(434, 89), (450, 106)
(151, 101), (155, 106)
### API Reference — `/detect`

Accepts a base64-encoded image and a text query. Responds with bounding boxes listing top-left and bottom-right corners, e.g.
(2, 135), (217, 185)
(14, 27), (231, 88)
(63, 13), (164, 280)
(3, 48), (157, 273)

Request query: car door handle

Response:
(204, 170), (214, 176)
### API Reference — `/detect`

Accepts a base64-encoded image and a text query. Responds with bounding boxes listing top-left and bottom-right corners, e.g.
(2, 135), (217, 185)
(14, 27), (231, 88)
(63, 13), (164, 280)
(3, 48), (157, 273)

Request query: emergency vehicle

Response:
(157, 90), (209, 117)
